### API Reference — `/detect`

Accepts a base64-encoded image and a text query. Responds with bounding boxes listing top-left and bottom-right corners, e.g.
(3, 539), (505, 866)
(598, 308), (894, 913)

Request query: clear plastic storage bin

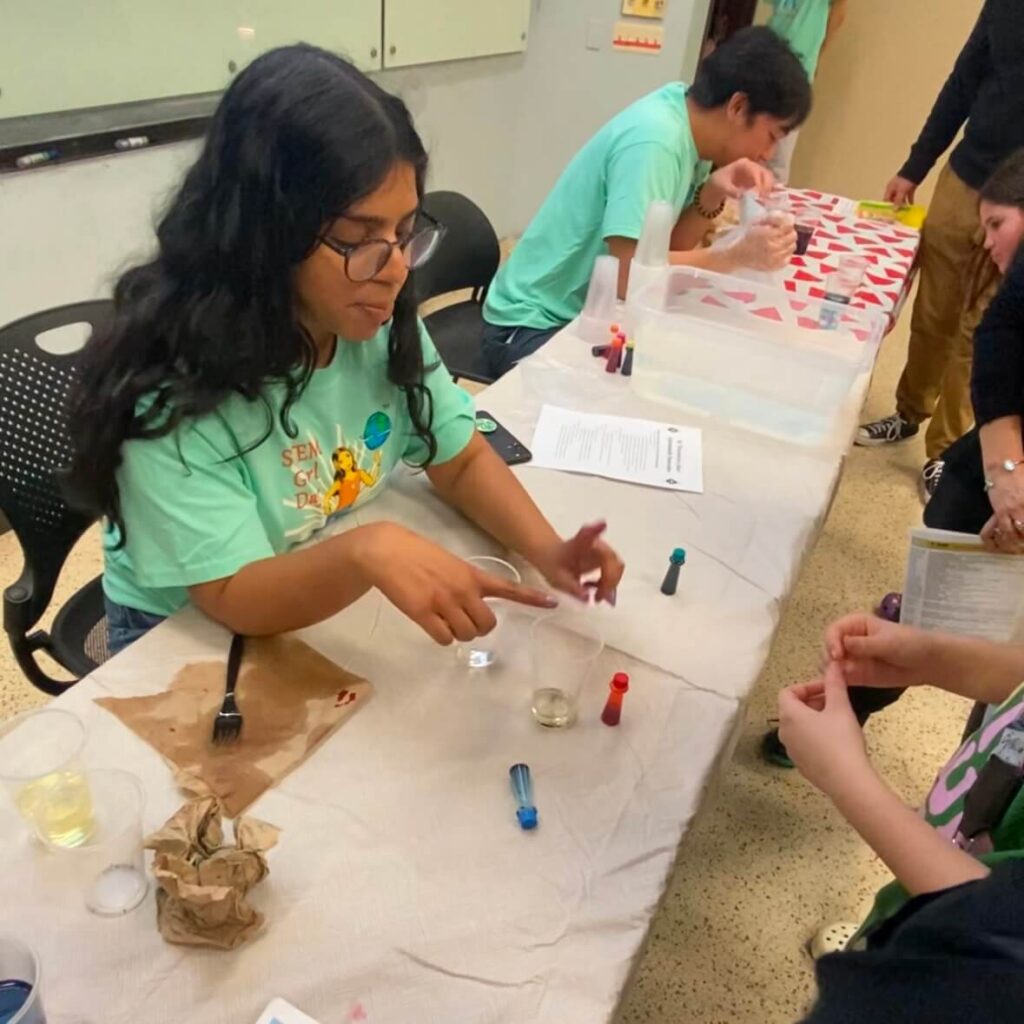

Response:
(628, 266), (887, 447)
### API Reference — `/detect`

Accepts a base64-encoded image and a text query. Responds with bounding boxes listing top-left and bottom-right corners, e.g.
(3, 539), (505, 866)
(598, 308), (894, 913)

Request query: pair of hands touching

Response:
(778, 614), (934, 797)
(706, 158), (796, 272)
(357, 520), (623, 647)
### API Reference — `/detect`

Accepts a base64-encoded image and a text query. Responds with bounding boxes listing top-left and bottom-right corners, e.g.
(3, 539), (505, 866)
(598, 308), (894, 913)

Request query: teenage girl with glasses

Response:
(69, 44), (623, 653)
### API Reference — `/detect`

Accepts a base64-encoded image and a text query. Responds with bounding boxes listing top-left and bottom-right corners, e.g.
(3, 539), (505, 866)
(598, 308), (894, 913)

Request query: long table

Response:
(0, 200), (927, 1021)
(0, 324), (877, 1024)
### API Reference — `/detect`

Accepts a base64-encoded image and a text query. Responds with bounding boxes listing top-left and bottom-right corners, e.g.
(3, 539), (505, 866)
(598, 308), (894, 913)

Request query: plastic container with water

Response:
(627, 266), (887, 448)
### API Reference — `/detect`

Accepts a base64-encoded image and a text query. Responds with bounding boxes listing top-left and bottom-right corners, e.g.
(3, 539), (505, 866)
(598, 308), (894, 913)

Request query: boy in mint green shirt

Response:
(481, 26), (811, 377)
(765, 0), (848, 183)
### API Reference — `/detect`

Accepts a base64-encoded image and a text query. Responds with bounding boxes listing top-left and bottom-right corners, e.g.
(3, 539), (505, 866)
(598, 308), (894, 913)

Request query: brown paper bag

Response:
(97, 635), (371, 816)
(146, 791), (281, 949)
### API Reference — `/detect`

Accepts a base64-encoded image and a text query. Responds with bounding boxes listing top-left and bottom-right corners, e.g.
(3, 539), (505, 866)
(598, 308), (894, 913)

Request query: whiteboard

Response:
(0, 0), (383, 120)
(383, 0), (530, 69)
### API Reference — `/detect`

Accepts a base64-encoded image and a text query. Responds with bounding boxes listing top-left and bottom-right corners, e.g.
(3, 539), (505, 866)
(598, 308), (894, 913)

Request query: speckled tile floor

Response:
(0, 286), (970, 1023)
(616, 296), (972, 1024)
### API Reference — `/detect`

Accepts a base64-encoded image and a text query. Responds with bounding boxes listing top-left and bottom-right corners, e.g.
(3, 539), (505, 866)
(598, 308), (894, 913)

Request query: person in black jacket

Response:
(926, 150), (1024, 540)
(856, 0), (1024, 505)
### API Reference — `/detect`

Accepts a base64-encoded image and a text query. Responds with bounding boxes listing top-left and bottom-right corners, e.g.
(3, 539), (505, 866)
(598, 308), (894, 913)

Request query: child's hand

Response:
(357, 523), (558, 645)
(532, 521), (624, 605)
(824, 614), (934, 688)
(778, 662), (873, 798)
(710, 158), (776, 199)
(730, 221), (796, 271)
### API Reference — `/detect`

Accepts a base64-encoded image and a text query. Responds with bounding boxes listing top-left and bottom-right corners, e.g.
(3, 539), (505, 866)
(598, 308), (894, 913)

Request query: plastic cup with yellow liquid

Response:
(0, 708), (94, 848)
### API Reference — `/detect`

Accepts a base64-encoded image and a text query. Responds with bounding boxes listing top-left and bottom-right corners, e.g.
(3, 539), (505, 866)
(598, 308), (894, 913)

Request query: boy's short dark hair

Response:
(690, 26), (812, 130)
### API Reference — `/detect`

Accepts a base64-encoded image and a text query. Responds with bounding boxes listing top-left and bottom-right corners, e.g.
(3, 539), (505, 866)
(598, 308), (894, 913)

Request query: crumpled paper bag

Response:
(96, 635), (371, 816)
(145, 789), (280, 950)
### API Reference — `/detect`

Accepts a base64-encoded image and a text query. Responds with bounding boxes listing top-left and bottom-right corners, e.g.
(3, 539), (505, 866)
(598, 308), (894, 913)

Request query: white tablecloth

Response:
(2, 328), (870, 1024)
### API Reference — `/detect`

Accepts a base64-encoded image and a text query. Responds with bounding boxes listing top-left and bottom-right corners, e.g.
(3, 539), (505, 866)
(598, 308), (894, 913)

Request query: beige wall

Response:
(779, 0), (983, 206)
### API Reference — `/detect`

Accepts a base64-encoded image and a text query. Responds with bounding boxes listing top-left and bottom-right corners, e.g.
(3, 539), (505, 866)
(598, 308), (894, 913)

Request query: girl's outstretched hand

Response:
(358, 523), (557, 645)
(530, 521), (624, 605)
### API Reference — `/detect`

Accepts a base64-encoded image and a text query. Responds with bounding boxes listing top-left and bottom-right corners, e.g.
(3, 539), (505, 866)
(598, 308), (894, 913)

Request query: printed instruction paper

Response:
(901, 528), (1024, 642)
(530, 405), (703, 493)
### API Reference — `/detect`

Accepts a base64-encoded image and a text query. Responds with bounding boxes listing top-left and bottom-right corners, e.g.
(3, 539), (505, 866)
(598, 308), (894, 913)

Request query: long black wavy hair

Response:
(69, 44), (435, 539)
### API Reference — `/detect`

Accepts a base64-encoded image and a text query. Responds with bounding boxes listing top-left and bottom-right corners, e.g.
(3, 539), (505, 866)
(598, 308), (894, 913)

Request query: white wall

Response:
(0, 0), (709, 326)
(506, 0), (709, 229)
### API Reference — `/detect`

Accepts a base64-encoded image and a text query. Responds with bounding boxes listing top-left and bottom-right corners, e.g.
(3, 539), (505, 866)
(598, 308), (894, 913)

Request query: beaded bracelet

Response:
(694, 183), (725, 220)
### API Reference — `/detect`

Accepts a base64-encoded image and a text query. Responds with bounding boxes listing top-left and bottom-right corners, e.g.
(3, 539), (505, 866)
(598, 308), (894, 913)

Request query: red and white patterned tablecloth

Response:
(781, 187), (922, 326)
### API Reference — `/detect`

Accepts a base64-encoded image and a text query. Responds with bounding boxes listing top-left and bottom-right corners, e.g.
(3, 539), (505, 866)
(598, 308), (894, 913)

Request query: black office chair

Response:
(416, 190), (501, 385)
(0, 300), (113, 695)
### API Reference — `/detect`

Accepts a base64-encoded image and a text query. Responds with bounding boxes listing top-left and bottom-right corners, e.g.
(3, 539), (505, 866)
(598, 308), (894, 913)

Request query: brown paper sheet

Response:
(145, 791), (281, 949)
(97, 635), (371, 816)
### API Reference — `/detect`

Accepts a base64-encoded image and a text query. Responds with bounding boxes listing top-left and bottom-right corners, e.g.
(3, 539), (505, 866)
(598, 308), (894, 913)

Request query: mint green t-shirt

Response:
(103, 322), (475, 617)
(483, 82), (712, 331)
(767, 0), (832, 79)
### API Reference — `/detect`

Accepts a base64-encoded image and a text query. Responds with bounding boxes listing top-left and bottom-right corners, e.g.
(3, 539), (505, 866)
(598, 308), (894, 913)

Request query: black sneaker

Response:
(919, 459), (944, 504)
(856, 413), (920, 447)
(761, 727), (794, 769)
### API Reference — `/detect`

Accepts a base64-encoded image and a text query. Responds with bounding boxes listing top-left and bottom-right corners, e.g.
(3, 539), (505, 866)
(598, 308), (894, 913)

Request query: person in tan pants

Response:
(893, 166), (993, 460)
(856, 0), (1024, 504)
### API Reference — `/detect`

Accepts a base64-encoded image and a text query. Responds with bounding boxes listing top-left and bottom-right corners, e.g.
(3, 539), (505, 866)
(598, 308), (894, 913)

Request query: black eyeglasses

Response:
(320, 212), (446, 283)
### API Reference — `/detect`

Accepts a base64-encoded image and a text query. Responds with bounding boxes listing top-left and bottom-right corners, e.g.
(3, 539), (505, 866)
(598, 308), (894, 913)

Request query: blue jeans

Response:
(104, 596), (166, 656)
(481, 321), (562, 379)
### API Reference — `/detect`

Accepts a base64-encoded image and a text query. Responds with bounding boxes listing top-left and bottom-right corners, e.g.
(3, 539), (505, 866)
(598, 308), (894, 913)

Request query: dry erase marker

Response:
(114, 135), (151, 151)
(15, 149), (58, 169)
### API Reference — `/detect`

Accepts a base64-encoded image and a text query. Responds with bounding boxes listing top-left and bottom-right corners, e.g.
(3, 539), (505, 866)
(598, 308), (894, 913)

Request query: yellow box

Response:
(856, 200), (927, 230)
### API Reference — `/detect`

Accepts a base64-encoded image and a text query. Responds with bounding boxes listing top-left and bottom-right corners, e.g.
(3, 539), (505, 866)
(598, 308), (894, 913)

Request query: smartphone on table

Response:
(475, 411), (532, 466)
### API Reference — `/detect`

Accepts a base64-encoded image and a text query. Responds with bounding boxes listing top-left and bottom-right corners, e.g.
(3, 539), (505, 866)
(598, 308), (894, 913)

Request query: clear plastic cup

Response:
(835, 255), (869, 292)
(794, 212), (819, 255)
(634, 199), (675, 267)
(819, 257), (868, 330)
(577, 255), (620, 344)
(0, 935), (45, 1024)
(0, 709), (93, 848)
(530, 615), (605, 729)
(763, 190), (792, 217)
(50, 769), (148, 916)
(458, 556), (522, 669)
(581, 255), (619, 320)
